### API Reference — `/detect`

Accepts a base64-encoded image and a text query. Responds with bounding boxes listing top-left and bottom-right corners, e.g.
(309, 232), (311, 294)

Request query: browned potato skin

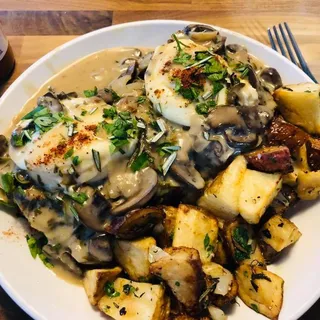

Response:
(213, 232), (230, 266)
(206, 274), (238, 308)
(266, 115), (309, 152)
(306, 137), (320, 171)
(245, 146), (293, 174)
(223, 219), (265, 266)
(150, 246), (205, 314)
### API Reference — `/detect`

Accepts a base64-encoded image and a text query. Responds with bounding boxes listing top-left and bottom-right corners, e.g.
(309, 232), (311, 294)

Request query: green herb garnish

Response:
(72, 156), (81, 166)
(251, 304), (259, 314)
(26, 235), (53, 268)
(195, 100), (216, 115)
(83, 86), (98, 98)
(232, 226), (252, 262)
(130, 152), (152, 172)
(123, 284), (137, 295)
(156, 142), (181, 157)
(92, 149), (101, 172)
(1, 173), (15, 194)
(172, 34), (193, 66)
(103, 106), (117, 119)
(69, 192), (88, 205)
(204, 233), (215, 257)
(137, 96), (147, 104)
(64, 148), (74, 159)
(105, 281), (120, 298)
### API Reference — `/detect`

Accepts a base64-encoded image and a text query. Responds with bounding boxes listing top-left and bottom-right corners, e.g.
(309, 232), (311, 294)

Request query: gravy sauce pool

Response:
(5, 47), (151, 135)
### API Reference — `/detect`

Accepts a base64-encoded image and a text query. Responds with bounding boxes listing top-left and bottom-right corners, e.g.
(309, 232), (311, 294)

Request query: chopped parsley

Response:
(26, 235), (53, 269)
(232, 226), (252, 262)
(130, 152), (152, 172)
(105, 281), (120, 298)
(175, 281), (180, 287)
(204, 233), (215, 257)
(81, 110), (87, 116)
(137, 96), (147, 104)
(69, 192), (88, 205)
(235, 63), (250, 78)
(251, 304), (259, 314)
(64, 148), (74, 159)
(83, 86), (98, 98)
(1, 172), (15, 194)
(172, 34), (193, 66)
(212, 81), (224, 96)
(195, 100), (216, 115)
(179, 86), (200, 101)
(103, 106), (117, 119)
(72, 155), (81, 166)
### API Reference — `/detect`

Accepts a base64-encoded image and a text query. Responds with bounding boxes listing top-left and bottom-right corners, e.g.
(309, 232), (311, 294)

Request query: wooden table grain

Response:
(0, 2), (319, 319)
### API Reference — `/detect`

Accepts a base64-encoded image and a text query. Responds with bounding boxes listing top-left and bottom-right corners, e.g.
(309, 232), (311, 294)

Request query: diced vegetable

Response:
(238, 169), (282, 224)
(83, 267), (122, 305)
(297, 170), (320, 200)
(198, 156), (247, 220)
(172, 204), (218, 264)
(98, 278), (169, 320)
(236, 264), (284, 319)
(113, 237), (156, 281)
(259, 215), (301, 263)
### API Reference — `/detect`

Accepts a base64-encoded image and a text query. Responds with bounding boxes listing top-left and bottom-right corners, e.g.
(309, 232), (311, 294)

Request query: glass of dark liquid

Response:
(0, 26), (15, 84)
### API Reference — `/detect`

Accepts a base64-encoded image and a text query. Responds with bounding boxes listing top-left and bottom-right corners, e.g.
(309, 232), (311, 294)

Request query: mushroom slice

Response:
(37, 91), (63, 113)
(206, 106), (247, 129)
(107, 207), (165, 240)
(226, 44), (248, 64)
(60, 252), (83, 276)
(150, 246), (205, 314)
(111, 167), (158, 215)
(183, 24), (218, 42)
(88, 234), (113, 263)
(74, 185), (111, 232)
(171, 162), (205, 190)
(138, 51), (154, 76)
(259, 67), (283, 93)
(0, 135), (8, 157)
(225, 128), (258, 150)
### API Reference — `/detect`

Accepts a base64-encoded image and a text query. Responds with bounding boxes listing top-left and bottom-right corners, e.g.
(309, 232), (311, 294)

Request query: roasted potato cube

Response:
(113, 237), (156, 281)
(245, 146), (293, 174)
(306, 137), (320, 171)
(83, 267), (122, 306)
(236, 264), (284, 319)
(297, 170), (320, 200)
(150, 247), (205, 313)
(98, 278), (168, 320)
(202, 262), (238, 307)
(172, 205), (218, 264)
(274, 83), (320, 134)
(162, 206), (178, 246)
(208, 306), (227, 320)
(224, 219), (265, 265)
(283, 164), (299, 186)
(198, 156), (247, 220)
(266, 115), (309, 151)
(239, 169), (282, 224)
(295, 143), (310, 171)
(259, 215), (301, 263)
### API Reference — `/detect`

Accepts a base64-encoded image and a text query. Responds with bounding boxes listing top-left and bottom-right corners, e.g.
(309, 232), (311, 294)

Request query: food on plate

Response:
(1, 23), (319, 319)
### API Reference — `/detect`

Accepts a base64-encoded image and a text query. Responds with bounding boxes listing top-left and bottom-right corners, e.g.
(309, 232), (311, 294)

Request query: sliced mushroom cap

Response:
(171, 162), (205, 190)
(206, 106), (247, 129)
(74, 186), (112, 232)
(225, 128), (258, 150)
(0, 135), (8, 156)
(120, 58), (138, 79)
(111, 167), (158, 215)
(88, 234), (113, 262)
(183, 24), (218, 42)
(97, 88), (115, 104)
(195, 134), (235, 170)
(60, 252), (83, 276)
(37, 92), (63, 113)
(226, 44), (248, 64)
(259, 67), (283, 93)
(116, 96), (139, 113)
(247, 65), (259, 89)
(137, 51), (154, 76)
(106, 207), (165, 239)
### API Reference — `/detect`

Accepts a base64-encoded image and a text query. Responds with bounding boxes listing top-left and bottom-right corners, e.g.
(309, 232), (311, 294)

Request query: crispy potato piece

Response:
(202, 262), (238, 307)
(283, 164), (299, 186)
(172, 205), (218, 264)
(306, 137), (320, 171)
(274, 83), (320, 134)
(238, 169), (282, 224)
(297, 170), (320, 200)
(208, 306), (227, 320)
(295, 143), (310, 171)
(245, 146), (293, 174)
(266, 115), (309, 151)
(98, 278), (168, 320)
(224, 219), (265, 265)
(259, 215), (301, 263)
(150, 247), (205, 313)
(198, 156), (247, 220)
(236, 264), (284, 319)
(162, 206), (178, 246)
(83, 267), (122, 306)
(113, 237), (156, 281)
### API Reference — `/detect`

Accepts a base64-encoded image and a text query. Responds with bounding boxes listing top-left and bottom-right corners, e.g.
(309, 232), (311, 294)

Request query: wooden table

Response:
(0, 1), (319, 319)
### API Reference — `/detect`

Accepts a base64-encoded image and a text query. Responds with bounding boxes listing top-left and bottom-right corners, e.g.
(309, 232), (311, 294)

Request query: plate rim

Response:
(0, 19), (316, 320)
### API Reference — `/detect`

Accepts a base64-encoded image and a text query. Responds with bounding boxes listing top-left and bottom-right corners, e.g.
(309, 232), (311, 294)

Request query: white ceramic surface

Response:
(0, 20), (317, 320)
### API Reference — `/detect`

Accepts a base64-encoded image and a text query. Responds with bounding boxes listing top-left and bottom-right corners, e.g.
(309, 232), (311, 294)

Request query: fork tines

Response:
(268, 22), (318, 83)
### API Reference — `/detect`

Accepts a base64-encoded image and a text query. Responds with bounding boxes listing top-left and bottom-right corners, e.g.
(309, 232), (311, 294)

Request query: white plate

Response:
(0, 20), (317, 320)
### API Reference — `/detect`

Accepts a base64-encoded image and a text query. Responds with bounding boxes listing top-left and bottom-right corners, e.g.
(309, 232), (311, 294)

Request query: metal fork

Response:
(268, 22), (318, 83)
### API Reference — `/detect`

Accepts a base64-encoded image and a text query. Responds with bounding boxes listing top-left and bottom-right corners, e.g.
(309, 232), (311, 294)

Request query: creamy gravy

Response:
(5, 47), (151, 135)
